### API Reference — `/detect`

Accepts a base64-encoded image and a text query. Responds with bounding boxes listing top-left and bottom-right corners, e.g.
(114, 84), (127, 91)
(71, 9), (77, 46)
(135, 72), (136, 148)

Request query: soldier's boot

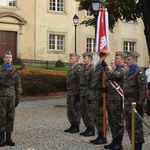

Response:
(104, 137), (115, 149)
(64, 124), (74, 132)
(90, 133), (107, 145)
(0, 132), (5, 147)
(6, 132), (15, 146)
(83, 127), (95, 137)
(80, 128), (88, 135)
(109, 135), (123, 150)
(135, 143), (143, 150)
(69, 124), (79, 133)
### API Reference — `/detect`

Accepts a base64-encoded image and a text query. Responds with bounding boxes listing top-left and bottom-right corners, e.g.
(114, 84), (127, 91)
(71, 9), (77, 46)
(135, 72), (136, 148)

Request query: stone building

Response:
(0, 0), (148, 67)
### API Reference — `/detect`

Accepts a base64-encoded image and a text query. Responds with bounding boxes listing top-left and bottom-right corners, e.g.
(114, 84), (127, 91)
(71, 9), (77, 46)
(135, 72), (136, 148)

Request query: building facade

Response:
(0, 0), (149, 67)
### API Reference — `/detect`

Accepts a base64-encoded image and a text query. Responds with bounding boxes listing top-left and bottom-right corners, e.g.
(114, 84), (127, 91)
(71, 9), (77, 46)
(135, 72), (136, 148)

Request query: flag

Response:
(94, 8), (110, 66)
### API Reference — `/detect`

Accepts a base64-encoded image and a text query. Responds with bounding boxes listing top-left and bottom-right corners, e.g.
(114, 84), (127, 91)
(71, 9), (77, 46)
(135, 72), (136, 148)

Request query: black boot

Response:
(6, 132), (15, 146)
(104, 138), (115, 149)
(109, 135), (123, 150)
(64, 124), (74, 132)
(90, 133), (107, 145)
(0, 132), (5, 147)
(83, 127), (95, 137)
(69, 124), (79, 133)
(80, 128), (88, 135)
(135, 143), (143, 150)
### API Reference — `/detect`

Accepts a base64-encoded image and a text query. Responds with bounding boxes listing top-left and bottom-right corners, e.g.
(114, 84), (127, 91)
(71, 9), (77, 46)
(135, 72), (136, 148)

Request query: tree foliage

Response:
(78, 0), (142, 31)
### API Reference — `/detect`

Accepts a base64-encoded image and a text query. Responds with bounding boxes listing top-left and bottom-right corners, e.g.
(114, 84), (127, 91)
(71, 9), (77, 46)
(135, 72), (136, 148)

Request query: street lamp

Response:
(73, 14), (79, 54)
(91, 0), (101, 40)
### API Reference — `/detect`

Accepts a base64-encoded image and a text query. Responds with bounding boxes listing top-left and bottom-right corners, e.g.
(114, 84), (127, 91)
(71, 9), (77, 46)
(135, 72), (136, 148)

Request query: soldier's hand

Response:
(101, 60), (108, 67)
(136, 103), (143, 115)
(15, 98), (20, 107)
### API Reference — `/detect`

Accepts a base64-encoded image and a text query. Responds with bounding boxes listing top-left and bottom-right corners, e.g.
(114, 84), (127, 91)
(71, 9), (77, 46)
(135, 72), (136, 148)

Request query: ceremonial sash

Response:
(109, 80), (124, 108)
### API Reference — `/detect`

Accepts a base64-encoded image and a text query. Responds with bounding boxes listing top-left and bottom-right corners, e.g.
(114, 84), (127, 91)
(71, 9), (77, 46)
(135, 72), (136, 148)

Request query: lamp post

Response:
(91, 0), (101, 40)
(73, 14), (79, 54)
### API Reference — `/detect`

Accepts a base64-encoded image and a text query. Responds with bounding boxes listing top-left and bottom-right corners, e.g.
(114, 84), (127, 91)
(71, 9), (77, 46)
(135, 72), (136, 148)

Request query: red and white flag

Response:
(94, 8), (110, 66)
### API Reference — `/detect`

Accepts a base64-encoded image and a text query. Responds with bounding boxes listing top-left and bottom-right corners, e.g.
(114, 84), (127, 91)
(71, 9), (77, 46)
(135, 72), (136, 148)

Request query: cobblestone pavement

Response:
(1, 96), (150, 150)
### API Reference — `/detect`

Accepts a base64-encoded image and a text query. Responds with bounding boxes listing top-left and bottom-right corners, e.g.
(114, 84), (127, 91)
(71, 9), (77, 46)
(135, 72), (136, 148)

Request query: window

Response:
(50, 0), (64, 12)
(123, 41), (136, 53)
(49, 34), (65, 51)
(0, 0), (17, 7)
(86, 38), (95, 52)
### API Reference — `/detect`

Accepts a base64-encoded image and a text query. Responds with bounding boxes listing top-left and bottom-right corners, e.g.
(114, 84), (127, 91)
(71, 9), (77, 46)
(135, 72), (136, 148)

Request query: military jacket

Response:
(80, 64), (94, 96)
(0, 65), (22, 97)
(105, 65), (125, 100)
(123, 66), (147, 105)
(66, 64), (81, 95)
(89, 66), (103, 101)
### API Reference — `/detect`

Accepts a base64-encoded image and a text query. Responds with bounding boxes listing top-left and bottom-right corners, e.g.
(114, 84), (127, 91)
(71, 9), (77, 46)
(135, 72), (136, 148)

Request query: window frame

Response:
(49, 0), (64, 13)
(86, 37), (95, 53)
(122, 40), (137, 53)
(48, 32), (66, 52)
(0, 0), (18, 8)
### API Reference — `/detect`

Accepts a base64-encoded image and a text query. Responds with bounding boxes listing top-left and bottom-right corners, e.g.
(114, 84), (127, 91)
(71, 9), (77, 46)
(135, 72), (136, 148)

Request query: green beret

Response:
(69, 53), (80, 59)
(115, 51), (126, 57)
(82, 52), (93, 58)
(5, 51), (12, 55)
(126, 51), (140, 58)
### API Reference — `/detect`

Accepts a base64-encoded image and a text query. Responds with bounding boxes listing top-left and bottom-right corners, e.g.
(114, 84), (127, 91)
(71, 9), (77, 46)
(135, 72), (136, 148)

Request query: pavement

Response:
(0, 96), (150, 150)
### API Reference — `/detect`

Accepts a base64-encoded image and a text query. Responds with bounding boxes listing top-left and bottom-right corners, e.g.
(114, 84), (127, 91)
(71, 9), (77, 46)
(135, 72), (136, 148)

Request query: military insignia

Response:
(140, 77), (145, 81)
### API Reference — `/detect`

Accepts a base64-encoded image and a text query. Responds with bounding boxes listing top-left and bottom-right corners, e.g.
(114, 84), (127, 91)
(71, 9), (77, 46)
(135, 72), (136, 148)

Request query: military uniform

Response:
(80, 52), (95, 136)
(123, 52), (147, 150)
(0, 51), (22, 147)
(103, 52), (126, 150)
(64, 53), (82, 133)
(88, 63), (107, 144)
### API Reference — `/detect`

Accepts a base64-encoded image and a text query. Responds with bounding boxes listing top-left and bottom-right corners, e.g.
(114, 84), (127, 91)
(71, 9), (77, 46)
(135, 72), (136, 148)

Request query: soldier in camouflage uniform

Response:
(102, 52), (126, 150)
(124, 51), (147, 150)
(79, 52), (95, 137)
(0, 51), (22, 147)
(64, 53), (82, 133)
(88, 62), (107, 145)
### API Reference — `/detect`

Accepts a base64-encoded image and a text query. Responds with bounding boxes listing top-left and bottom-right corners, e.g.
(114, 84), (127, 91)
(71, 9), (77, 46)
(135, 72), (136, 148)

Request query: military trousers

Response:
(106, 100), (124, 138)
(66, 95), (81, 125)
(80, 96), (94, 128)
(0, 96), (15, 132)
(124, 104), (144, 143)
(91, 100), (103, 133)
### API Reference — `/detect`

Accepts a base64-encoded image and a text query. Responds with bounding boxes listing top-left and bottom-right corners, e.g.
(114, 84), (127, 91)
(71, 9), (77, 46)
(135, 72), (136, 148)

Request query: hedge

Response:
(20, 73), (66, 96)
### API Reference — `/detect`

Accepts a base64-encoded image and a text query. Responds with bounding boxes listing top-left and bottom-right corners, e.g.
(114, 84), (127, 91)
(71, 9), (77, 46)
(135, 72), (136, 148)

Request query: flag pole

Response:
(102, 69), (107, 138)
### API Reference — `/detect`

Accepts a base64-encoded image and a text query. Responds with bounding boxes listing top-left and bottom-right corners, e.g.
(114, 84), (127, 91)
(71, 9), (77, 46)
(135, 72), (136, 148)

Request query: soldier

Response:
(0, 51), (22, 147)
(124, 51), (147, 150)
(79, 52), (95, 137)
(88, 61), (107, 144)
(64, 53), (82, 133)
(102, 52), (126, 150)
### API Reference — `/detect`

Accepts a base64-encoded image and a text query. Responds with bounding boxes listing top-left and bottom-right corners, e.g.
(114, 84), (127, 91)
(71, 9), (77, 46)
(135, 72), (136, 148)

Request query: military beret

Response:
(115, 51), (126, 57)
(82, 52), (93, 58)
(126, 51), (140, 58)
(5, 51), (12, 55)
(69, 53), (80, 59)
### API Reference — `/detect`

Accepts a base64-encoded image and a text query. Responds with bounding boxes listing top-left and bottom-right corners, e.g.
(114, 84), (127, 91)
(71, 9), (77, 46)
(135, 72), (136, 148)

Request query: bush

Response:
(55, 59), (65, 67)
(20, 73), (66, 96)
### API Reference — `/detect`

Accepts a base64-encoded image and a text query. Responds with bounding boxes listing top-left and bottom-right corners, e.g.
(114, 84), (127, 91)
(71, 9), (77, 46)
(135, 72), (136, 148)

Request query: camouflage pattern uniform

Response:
(124, 52), (147, 149)
(80, 63), (95, 130)
(66, 64), (82, 127)
(104, 62), (125, 148)
(0, 65), (22, 133)
(89, 63), (107, 144)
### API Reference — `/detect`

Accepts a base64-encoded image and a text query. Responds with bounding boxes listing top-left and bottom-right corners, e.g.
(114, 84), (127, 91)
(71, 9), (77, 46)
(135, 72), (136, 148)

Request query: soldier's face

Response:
(69, 56), (78, 64)
(83, 56), (91, 65)
(3, 54), (13, 64)
(125, 56), (136, 67)
(115, 56), (123, 66)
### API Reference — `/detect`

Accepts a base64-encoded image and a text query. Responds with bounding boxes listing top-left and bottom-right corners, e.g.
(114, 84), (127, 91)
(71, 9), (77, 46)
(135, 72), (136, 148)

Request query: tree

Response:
(77, 0), (150, 57)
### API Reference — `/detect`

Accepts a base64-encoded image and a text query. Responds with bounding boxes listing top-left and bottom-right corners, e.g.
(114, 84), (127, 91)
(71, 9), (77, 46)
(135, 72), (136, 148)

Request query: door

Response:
(0, 31), (17, 58)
